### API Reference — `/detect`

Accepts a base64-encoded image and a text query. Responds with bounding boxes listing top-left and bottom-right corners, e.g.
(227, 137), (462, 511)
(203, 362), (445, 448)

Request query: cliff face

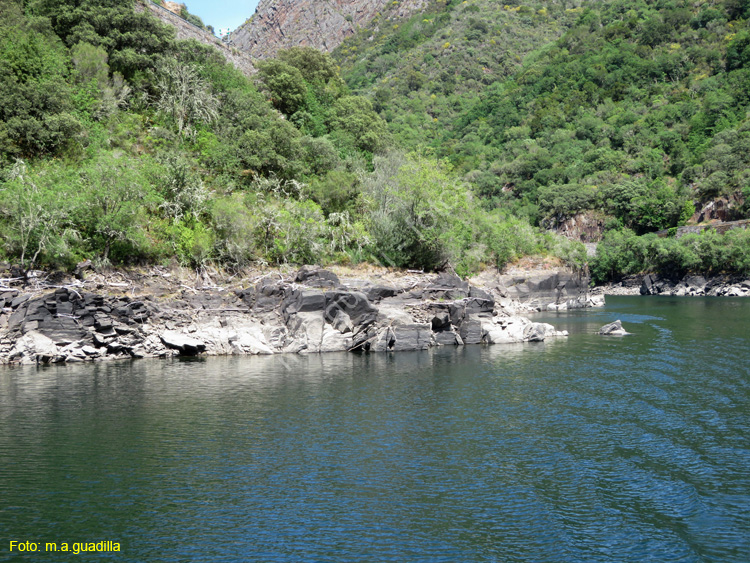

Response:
(229, 0), (429, 59)
(135, 1), (255, 76)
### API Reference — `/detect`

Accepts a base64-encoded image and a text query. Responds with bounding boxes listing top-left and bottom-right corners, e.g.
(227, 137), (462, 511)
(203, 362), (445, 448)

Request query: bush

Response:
(362, 152), (470, 270)
(210, 194), (259, 266)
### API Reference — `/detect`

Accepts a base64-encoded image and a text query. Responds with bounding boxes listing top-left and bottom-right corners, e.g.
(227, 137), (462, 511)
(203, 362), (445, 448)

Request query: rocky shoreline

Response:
(0, 266), (600, 366)
(601, 273), (750, 297)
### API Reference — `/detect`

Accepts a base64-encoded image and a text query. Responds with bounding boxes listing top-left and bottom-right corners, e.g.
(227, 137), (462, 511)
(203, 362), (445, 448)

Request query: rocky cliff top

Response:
(229, 0), (429, 59)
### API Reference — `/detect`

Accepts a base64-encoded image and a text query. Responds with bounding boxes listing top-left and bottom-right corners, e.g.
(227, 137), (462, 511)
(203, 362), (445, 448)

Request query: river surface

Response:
(1, 296), (749, 562)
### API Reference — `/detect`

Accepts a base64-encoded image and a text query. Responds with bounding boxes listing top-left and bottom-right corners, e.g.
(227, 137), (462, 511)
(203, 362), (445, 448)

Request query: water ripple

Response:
(1, 297), (749, 562)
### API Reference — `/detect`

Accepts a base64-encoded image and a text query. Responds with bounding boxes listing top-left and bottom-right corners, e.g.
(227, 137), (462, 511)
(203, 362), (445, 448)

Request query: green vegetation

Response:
(3, 0), (748, 283)
(335, 0), (750, 281)
(591, 228), (750, 283)
(0, 0), (588, 277)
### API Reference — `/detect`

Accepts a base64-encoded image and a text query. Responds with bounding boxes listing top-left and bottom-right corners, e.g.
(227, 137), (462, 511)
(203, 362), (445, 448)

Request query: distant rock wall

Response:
(545, 211), (607, 243)
(493, 272), (602, 311)
(229, 0), (429, 60)
(135, 0), (255, 76)
(640, 274), (750, 297)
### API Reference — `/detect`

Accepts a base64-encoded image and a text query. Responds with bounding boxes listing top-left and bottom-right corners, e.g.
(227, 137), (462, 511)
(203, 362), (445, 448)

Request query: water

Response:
(1, 296), (749, 562)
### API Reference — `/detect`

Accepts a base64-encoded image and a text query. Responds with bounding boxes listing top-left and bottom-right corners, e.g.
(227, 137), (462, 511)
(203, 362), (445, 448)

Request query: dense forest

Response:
(1, 0), (749, 282)
(335, 0), (750, 281)
(0, 0), (585, 278)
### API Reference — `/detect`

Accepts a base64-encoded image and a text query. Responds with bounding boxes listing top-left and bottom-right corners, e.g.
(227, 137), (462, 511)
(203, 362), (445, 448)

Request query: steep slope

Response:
(135, 1), (254, 76)
(229, 0), (429, 59)
(334, 0), (577, 148)
(335, 0), (750, 228)
(330, 0), (750, 281)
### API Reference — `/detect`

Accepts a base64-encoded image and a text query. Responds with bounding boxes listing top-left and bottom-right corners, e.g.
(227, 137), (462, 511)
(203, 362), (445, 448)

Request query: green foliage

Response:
(76, 151), (160, 262)
(209, 194), (259, 266)
(0, 159), (76, 269)
(170, 217), (215, 267)
(9, 0), (749, 282)
(307, 169), (359, 214)
(31, 0), (174, 79)
(156, 152), (209, 222)
(361, 152), (466, 270)
(335, 0), (750, 240)
(278, 47), (342, 90)
(154, 57), (219, 138)
(591, 226), (750, 283)
(727, 31), (750, 71)
(328, 96), (390, 153)
(180, 6), (206, 30)
(256, 59), (308, 116)
(0, 20), (80, 159)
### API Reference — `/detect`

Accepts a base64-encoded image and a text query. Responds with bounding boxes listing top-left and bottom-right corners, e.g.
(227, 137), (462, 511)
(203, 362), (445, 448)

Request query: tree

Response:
(328, 96), (389, 153)
(77, 152), (157, 262)
(362, 152), (470, 270)
(727, 31), (750, 71)
(278, 47), (342, 88)
(31, 0), (174, 79)
(0, 21), (80, 159)
(70, 42), (130, 119)
(256, 59), (308, 116)
(0, 160), (71, 271)
(154, 58), (219, 138)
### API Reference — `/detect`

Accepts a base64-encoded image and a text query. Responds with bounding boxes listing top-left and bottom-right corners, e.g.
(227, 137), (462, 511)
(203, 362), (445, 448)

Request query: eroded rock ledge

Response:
(0, 267), (599, 366)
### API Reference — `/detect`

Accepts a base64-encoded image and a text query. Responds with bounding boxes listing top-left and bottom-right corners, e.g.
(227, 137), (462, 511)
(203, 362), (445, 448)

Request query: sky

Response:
(181, 0), (260, 34)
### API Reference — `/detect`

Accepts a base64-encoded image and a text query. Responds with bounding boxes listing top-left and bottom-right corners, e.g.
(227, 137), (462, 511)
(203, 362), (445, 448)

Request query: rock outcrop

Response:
(0, 266), (579, 366)
(478, 271), (603, 312)
(229, 0), (429, 60)
(640, 274), (750, 297)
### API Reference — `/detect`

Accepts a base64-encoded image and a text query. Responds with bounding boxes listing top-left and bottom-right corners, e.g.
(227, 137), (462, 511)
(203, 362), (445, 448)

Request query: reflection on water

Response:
(1, 297), (749, 562)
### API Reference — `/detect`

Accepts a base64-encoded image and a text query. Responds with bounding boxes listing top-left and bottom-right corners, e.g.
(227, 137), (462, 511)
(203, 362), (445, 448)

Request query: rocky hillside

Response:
(229, 0), (429, 59)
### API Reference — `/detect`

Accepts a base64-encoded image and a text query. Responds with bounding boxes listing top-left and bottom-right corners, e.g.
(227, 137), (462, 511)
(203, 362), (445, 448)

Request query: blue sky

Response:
(182, 0), (260, 34)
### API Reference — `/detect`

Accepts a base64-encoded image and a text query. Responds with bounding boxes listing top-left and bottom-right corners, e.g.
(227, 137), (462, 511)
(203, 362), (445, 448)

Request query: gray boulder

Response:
(161, 331), (206, 355)
(598, 320), (630, 336)
(523, 323), (548, 342)
(434, 330), (463, 346)
(459, 316), (484, 345)
(282, 289), (326, 321)
(391, 324), (432, 351)
(295, 266), (340, 288)
(254, 278), (286, 313)
(364, 284), (398, 302)
(424, 273), (470, 300)
(324, 291), (377, 329)
(431, 312), (451, 331)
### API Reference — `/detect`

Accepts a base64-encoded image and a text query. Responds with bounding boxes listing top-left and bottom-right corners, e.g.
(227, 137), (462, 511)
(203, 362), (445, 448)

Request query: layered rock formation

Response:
(229, 0), (429, 59)
(0, 267), (581, 366)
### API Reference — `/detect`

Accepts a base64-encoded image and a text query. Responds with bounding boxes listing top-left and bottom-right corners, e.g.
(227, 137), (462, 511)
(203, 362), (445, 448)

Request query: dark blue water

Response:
(1, 296), (749, 562)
